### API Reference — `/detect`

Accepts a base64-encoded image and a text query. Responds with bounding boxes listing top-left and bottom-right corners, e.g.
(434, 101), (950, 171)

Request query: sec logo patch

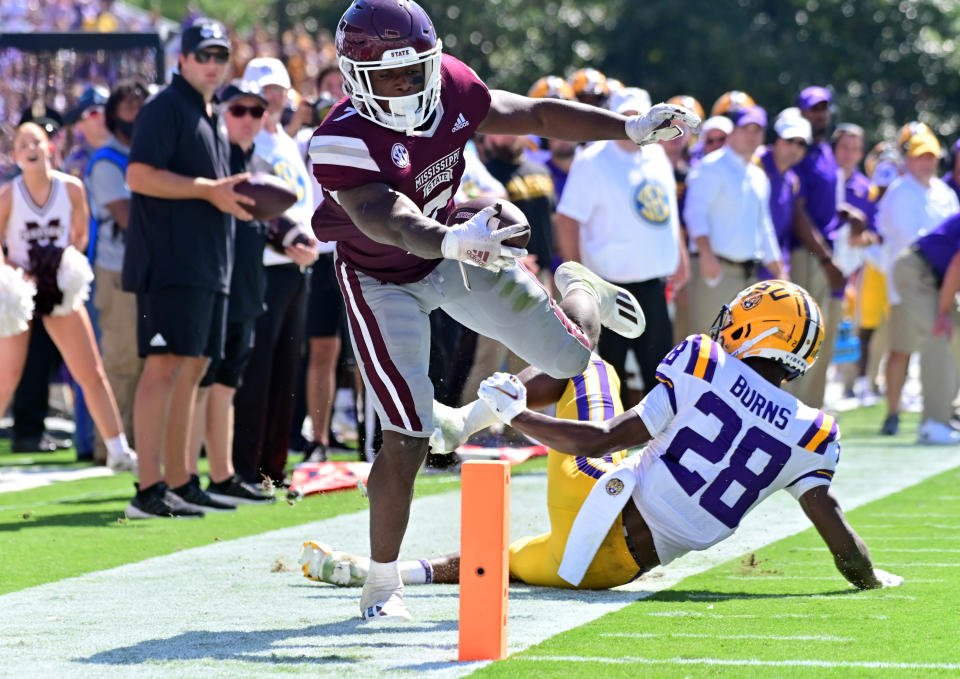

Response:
(391, 143), (410, 169)
(605, 478), (624, 496)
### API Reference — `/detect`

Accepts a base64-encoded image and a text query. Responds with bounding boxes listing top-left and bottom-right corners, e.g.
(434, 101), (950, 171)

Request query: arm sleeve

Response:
(630, 382), (675, 437)
(683, 162), (719, 241)
(785, 441), (841, 500)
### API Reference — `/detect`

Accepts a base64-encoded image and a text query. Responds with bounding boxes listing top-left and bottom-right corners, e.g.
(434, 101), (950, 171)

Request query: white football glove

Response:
(625, 103), (702, 146)
(873, 568), (904, 588)
(477, 372), (527, 424)
(440, 203), (529, 272)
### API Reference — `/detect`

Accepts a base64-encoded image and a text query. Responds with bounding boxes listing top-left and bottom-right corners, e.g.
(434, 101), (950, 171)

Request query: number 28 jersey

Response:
(627, 334), (840, 565)
(309, 54), (491, 284)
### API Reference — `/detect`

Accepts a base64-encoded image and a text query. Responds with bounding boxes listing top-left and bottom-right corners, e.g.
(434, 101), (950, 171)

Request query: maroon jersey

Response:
(309, 54), (491, 283)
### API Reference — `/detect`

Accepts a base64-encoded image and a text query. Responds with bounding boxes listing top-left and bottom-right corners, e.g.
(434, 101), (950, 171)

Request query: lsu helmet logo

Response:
(605, 478), (624, 496)
(391, 143), (410, 169)
(741, 294), (762, 310)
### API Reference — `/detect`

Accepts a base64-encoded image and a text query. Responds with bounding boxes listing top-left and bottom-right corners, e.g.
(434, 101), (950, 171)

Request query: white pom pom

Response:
(51, 245), (94, 316)
(0, 263), (37, 337)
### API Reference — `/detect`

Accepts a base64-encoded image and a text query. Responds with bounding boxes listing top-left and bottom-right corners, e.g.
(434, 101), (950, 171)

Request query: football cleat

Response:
(555, 262), (646, 339)
(429, 400), (468, 455)
(299, 541), (369, 586)
(360, 580), (412, 623)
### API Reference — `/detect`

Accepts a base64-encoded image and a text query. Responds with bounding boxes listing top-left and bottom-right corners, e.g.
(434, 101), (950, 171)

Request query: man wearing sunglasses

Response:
(755, 110), (813, 280)
(122, 18), (259, 519)
(230, 57), (319, 488)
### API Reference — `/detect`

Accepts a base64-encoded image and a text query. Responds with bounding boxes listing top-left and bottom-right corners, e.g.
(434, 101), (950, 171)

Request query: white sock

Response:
(399, 559), (434, 585)
(563, 281), (601, 304)
(105, 433), (130, 457)
(366, 559), (401, 588)
(462, 399), (501, 436)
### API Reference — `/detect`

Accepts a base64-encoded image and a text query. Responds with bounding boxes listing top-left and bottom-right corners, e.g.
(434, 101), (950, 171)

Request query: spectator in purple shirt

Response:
(755, 110), (811, 280)
(787, 86), (867, 408)
(888, 214), (960, 444)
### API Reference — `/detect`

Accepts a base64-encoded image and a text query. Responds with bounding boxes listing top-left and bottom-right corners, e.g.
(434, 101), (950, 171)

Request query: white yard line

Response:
(516, 655), (960, 670)
(0, 441), (958, 679)
(0, 466), (114, 493)
(599, 632), (855, 642)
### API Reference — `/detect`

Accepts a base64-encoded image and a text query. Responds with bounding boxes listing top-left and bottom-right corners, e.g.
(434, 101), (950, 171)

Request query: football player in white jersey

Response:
(0, 122), (137, 472)
(301, 281), (901, 591)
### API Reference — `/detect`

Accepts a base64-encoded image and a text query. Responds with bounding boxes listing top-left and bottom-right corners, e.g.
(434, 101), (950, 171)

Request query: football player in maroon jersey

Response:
(309, 0), (700, 622)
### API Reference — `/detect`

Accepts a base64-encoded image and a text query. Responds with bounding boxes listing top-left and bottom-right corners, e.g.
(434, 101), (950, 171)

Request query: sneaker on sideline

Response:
(555, 261), (646, 339)
(125, 482), (204, 519)
(303, 441), (329, 463)
(917, 419), (960, 445)
(168, 474), (236, 512)
(206, 475), (276, 505)
(880, 413), (899, 436)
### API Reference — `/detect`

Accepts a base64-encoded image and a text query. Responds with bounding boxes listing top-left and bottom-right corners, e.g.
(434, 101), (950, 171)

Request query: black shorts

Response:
(199, 318), (255, 388)
(307, 253), (346, 338)
(136, 287), (227, 359)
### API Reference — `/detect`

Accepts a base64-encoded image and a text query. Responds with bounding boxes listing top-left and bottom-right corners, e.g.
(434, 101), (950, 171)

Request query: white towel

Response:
(557, 465), (636, 586)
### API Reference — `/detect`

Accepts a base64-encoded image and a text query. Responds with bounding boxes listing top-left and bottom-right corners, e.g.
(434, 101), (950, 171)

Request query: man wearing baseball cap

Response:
(684, 104), (783, 330)
(63, 86), (111, 180)
(123, 16), (258, 519)
(877, 129), (960, 440)
(232, 57), (318, 486)
(788, 86), (864, 407)
(756, 110), (812, 282)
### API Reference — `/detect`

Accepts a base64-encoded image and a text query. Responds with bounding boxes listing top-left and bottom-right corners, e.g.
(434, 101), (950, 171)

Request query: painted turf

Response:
(0, 441), (959, 678)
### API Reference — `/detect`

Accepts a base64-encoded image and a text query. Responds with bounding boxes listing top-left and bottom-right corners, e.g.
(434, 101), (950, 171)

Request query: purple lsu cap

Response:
(731, 104), (767, 128)
(797, 86), (832, 110)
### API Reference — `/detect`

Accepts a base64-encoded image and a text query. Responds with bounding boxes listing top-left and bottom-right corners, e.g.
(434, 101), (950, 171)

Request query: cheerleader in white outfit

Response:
(0, 122), (136, 471)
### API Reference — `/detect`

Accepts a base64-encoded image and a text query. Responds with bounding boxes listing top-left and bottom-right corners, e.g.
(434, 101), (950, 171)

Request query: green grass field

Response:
(2, 404), (959, 677)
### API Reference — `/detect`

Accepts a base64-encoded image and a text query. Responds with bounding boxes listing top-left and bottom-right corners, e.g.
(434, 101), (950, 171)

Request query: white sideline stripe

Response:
(725, 575), (944, 583)
(1, 441), (959, 677)
(337, 261), (414, 431)
(794, 547), (960, 553)
(683, 592), (915, 601)
(647, 611), (889, 619)
(516, 655), (960, 670)
(869, 513), (959, 519)
(0, 466), (114, 493)
(865, 536), (960, 541)
(600, 632), (855, 642)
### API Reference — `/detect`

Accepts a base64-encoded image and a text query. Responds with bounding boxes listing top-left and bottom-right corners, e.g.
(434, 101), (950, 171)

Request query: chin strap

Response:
(730, 326), (780, 358)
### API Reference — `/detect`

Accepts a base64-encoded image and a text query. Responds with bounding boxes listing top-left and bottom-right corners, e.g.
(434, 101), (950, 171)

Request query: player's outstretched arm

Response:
(478, 90), (700, 145)
(478, 372), (650, 457)
(799, 486), (902, 589)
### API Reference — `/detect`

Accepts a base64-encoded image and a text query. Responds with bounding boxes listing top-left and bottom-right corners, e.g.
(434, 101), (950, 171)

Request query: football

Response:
(266, 216), (312, 253)
(446, 197), (531, 250)
(235, 172), (298, 221)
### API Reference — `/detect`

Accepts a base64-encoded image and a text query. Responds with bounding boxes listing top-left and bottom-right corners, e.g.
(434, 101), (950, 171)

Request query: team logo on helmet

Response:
(741, 294), (762, 310)
(605, 478), (624, 496)
(391, 143), (410, 169)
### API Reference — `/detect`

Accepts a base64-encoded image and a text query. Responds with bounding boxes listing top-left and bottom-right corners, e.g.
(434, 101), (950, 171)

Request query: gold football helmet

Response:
(710, 280), (823, 381)
(568, 68), (609, 103)
(668, 95), (705, 122)
(710, 90), (755, 117)
(897, 121), (933, 153)
(527, 75), (575, 100)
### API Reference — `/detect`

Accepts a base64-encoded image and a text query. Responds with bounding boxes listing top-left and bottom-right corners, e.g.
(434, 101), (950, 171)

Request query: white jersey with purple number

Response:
(627, 333), (840, 565)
